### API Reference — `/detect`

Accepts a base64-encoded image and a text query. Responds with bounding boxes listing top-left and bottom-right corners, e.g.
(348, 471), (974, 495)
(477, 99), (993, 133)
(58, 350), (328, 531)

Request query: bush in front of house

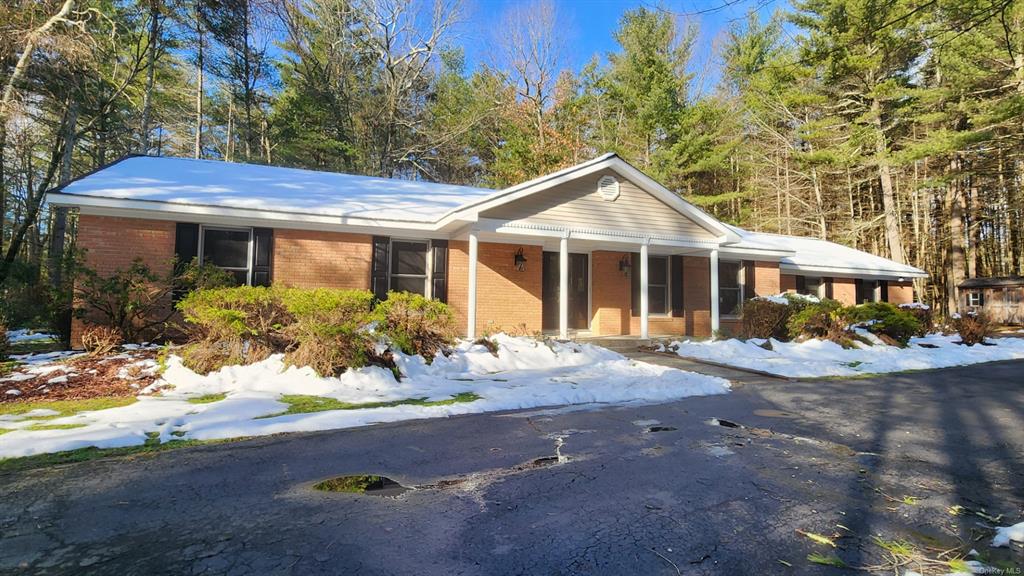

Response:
(373, 291), (457, 361)
(75, 257), (233, 344)
(786, 298), (852, 344)
(176, 286), (293, 373)
(846, 302), (923, 347)
(739, 298), (791, 340)
(80, 325), (124, 357)
(952, 311), (991, 346)
(898, 303), (933, 336)
(280, 288), (376, 376)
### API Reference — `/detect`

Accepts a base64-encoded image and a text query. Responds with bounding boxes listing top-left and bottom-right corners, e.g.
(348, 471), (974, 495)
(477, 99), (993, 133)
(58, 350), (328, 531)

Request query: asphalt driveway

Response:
(1, 357), (1022, 575)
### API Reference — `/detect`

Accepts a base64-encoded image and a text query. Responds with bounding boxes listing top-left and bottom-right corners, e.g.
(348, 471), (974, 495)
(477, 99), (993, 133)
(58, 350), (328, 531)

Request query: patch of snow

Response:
(0, 408), (59, 422)
(755, 292), (820, 305)
(0, 334), (730, 459)
(670, 333), (1024, 378)
(992, 521), (1024, 547)
(45, 375), (68, 385)
(5, 389), (21, 396)
(11, 350), (81, 365)
(5, 329), (56, 343)
(899, 302), (930, 310)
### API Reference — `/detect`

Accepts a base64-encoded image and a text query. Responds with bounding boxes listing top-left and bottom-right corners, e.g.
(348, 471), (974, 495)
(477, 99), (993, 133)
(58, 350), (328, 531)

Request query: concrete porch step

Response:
(575, 336), (658, 353)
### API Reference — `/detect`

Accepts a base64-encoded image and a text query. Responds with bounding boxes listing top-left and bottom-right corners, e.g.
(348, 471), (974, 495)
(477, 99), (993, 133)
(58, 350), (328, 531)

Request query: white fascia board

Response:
(716, 245), (793, 261)
(779, 263), (929, 281)
(57, 194), (452, 239)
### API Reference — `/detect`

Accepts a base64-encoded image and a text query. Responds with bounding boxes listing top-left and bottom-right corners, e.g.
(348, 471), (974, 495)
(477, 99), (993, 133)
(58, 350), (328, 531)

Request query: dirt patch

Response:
(0, 349), (161, 405)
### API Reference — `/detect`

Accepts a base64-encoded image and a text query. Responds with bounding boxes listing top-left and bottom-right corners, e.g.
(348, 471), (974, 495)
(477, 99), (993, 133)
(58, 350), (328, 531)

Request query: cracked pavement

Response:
(1, 356), (1023, 575)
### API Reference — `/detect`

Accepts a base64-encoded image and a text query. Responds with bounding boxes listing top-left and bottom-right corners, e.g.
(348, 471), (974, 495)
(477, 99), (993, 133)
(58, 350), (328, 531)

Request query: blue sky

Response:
(460, 0), (786, 95)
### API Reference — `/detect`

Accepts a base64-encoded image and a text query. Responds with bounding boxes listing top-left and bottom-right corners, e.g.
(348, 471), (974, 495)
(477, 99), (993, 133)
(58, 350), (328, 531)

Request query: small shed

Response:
(958, 276), (1024, 325)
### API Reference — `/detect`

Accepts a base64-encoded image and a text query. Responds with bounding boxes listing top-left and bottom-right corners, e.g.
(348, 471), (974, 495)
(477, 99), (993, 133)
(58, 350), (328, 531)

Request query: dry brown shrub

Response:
(81, 325), (124, 356)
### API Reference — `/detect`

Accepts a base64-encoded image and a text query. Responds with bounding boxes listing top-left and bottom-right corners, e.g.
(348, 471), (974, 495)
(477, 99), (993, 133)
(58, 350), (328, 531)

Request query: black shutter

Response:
(371, 236), (390, 300)
(173, 223), (200, 302)
(795, 275), (807, 295)
(630, 252), (640, 314)
(743, 260), (756, 298)
(251, 228), (273, 287)
(431, 240), (448, 303)
(670, 255), (684, 317)
(824, 277), (833, 299)
(880, 280), (889, 303)
(174, 223), (200, 272)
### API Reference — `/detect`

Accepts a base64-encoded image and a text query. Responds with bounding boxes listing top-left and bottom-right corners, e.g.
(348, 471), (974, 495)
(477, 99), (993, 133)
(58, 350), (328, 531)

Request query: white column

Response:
(467, 230), (479, 339)
(710, 248), (720, 336)
(640, 242), (649, 339)
(559, 235), (569, 339)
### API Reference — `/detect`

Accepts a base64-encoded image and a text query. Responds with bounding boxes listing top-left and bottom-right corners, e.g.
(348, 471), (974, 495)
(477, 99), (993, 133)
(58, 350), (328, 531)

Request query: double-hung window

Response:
(719, 261), (743, 316)
(801, 276), (824, 298)
(648, 256), (669, 315)
(200, 226), (252, 286)
(390, 240), (430, 296)
(967, 291), (983, 307)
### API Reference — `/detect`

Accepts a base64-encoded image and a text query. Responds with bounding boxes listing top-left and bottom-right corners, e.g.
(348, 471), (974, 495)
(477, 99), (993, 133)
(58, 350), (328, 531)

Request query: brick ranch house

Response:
(48, 153), (927, 346)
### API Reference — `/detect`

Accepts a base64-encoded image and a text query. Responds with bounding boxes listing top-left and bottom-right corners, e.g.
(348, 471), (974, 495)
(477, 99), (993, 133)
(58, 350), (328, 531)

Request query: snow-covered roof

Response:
(56, 156), (496, 223)
(729, 226), (928, 279)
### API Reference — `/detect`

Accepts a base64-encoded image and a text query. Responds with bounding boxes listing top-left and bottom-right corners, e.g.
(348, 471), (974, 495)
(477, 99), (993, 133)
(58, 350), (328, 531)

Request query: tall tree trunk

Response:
(871, 96), (905, 264)
(946, 156), (966, 313)
(194, 9), (204, 159)
(139, 0), (161, 153)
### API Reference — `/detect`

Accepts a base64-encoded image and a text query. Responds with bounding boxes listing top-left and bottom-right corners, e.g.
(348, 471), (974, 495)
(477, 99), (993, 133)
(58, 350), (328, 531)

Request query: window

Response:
(801, 276), (824, 298)
(719, 261), (742, 316)
(201, 226), (251, 285)
(857, 280), (879, 304)
(390, 240), (429, 296)
(648, 256), (668, 314)
(967, 291), (983, 307)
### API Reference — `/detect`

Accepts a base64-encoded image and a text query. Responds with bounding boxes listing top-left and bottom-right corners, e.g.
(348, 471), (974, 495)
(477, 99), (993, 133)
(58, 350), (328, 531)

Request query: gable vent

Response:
(597, 175), (620, 201)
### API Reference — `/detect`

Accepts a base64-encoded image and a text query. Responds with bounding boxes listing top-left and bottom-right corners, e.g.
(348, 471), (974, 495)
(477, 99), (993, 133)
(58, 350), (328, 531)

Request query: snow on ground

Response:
(5, 329), (57, 344)
(669, 333), (1024, 378)
(0, 334), (729, 459)
(992, 521), (1024, 547)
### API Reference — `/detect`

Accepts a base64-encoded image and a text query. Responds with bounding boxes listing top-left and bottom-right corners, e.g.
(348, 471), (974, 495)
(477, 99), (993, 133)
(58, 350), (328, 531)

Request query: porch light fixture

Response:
(514, 248), (527, 271)
(619, 255), (632, 276)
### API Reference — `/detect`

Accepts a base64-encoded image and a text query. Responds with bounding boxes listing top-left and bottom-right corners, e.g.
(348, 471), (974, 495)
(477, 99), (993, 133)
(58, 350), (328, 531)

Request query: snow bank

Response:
(753, 293), (820, 305)
(0, 335), (729, 459)
(670, 333), (1024, 378)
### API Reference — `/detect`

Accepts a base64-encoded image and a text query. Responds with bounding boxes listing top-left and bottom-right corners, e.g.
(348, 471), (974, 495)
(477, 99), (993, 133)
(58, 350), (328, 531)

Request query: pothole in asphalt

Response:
(313, 475), (410, 497)
(646, 426), (678, 433)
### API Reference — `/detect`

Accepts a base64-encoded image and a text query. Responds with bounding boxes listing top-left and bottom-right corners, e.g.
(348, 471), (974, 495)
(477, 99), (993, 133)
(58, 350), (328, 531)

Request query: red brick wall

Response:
(272, 229), (372, 289)
(831, 278), (857, 305)
(750, 261), (781, 297)
(887, 281), (914, 305)
(591, 251), (631, 335)
(72, 215), (177, 346)
(448, 241), (543, 336)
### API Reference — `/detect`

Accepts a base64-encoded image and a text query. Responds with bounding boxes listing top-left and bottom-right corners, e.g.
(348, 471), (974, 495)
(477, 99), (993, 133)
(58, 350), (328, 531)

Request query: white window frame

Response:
(803, 276), (825, 299)
(720, 260), (744, 318)
(967, 291), (982, 307)
(198, 224), (253, 286)
(388, 238), (432, 298)
(647, 255), (670, 317)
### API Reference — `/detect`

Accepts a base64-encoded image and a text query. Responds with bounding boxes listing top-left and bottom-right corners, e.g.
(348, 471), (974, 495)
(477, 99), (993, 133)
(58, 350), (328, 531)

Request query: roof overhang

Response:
(780, 262), (928, 281)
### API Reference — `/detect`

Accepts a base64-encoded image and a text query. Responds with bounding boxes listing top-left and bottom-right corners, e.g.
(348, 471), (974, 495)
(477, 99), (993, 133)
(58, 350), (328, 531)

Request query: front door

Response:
(542, 252), (589, 331)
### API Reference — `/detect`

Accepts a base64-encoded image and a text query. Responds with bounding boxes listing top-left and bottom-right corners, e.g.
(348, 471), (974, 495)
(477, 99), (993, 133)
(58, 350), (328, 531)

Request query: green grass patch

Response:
(0, 436), (250, 474)
(187, 393), (227, 404)
(8, 337), (63, 356)
(0, 428), (12, 435)
(0, 360), (21, 376)
(807, 553), (847, 568)
(24, 423), (88, 431)
(261, 392), (481, 418)
(0, 397), (138, 419)
(314, 475), (384, 493)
